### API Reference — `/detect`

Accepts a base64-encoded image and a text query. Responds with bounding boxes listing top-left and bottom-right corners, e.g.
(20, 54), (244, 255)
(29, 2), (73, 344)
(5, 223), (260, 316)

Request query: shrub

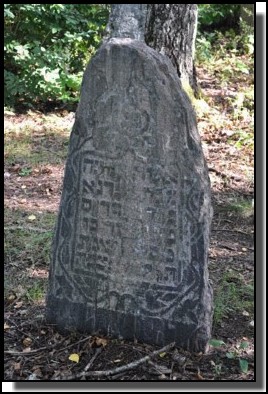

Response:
(4, 4), (109, 108)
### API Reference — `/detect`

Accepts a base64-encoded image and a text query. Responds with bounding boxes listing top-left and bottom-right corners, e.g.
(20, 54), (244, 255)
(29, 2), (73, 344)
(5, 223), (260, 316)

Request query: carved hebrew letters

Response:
(47, 5), (213, 352)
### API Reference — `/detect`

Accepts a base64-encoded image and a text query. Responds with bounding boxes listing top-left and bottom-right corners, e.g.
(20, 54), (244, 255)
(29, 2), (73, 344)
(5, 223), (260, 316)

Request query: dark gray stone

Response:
(46, 6), (213, 352)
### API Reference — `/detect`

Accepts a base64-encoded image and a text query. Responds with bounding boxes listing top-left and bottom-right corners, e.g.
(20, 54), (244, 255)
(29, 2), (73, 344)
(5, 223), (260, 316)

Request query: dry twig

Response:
(56, 342), (175, 380)
(4, 346), (48, 356)
(84, 347), (103, 372)
(4, 226), (51, 233)
(4, 335), (93, 356)
(212, 228), (252, 235)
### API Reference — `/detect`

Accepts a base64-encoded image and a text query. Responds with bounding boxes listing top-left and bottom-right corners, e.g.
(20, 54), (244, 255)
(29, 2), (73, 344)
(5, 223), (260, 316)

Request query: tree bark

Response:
(145, 4), (198, 93)
(105, 4), (147, 41)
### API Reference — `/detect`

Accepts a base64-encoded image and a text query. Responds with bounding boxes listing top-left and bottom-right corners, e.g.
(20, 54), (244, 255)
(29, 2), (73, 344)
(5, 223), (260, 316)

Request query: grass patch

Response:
(216, 197), (253, 219)
(5, 208), (56, 267)
(213, 270), (254, 325)
(4, 130), (69, 166)
(196, 30), (254, 137)
(4, 113), (71, 166)
(227, 129), (254, 150)
(4, 208), (55, 301)
(25, 281), (46, 302)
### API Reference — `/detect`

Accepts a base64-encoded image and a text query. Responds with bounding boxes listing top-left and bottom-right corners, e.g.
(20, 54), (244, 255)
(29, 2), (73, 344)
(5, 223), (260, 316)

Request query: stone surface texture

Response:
(47, 5), (213, 352)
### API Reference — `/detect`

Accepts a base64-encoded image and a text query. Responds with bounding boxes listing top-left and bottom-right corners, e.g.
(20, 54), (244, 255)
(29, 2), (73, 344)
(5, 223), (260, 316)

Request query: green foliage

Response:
(224, 198), (253, 215)
(196, 5), (254, 65)
(209, 339), (226, 347)
(198, 4), (241, 31)
(228, 130), (254, 150)
(226, 342), (249, 374)
(213, 271), (254, 325)
(4, 209), (56, 266)
(4, 112), (70, 166)
(18, 167), (32, 176)
(211, 339), (250, 375)
(196, 29), (254, 67)
(239, 358), (249, 374)
(4, 4), (109, 108)
(26, 282), (45, 302)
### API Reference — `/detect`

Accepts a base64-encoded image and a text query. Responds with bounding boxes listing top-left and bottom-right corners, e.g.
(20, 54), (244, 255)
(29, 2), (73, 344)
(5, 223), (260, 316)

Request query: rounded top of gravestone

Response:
(106, 4), (147, 41)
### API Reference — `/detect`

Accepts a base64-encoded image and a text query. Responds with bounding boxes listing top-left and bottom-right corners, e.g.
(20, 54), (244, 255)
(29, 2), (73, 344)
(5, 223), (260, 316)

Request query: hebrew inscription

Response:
(47, 5), (213, 352)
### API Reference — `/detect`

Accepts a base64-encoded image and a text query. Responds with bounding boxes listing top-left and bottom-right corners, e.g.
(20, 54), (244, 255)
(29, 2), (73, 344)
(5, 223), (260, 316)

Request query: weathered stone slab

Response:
(46, 7), (213, 352)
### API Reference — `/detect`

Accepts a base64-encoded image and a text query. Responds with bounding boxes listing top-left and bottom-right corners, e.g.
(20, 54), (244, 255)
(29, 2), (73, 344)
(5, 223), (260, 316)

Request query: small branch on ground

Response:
(4, 346), (48, 356)
(4, 226), (51, 233)
(4, 334), (87, 356)
(56, 335), (92, 354)
(147, 360), (172, 375)
(212, 229), (252, 235)
(208, 167), (243, 181)
(5, 317), (36, 341)
(55, 342), (176, 380)
(84, 347), (103, 372)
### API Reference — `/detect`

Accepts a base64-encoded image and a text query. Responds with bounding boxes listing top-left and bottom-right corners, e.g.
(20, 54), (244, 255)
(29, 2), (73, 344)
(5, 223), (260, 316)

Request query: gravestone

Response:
(46, 4), (213, 352)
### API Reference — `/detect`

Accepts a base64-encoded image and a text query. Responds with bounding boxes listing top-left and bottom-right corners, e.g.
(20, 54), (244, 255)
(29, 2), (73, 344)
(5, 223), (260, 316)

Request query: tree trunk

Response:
(145, 4), (198, 93)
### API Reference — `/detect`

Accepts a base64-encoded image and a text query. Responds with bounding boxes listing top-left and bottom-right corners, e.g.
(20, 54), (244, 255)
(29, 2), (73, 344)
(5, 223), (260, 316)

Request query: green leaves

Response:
(224, 341), (250, 374)
(239, 341), (249, 350)
(198, 5), (240, 30)
(239, 359), (249, 374)
(209, 339), (226, 347)
(4, 4), (109, 107)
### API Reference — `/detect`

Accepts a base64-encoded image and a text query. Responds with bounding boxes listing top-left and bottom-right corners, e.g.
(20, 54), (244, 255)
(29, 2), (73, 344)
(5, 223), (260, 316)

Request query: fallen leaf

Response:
(239, 359), (249, 373)
(159, 352), (166, 358)
(4, 323), (10, 330)
(196, 371), (204, 380)
(32, 368), (42, 377)
(240, 341), (249, 349)
(242, 310), (249, 316)
(7, 294), (16, 302)
(28, 214), (36, 221)
(208, 339), (226, 347)
(23, 337), (33, 347)
(14, 301), (23, 309)
(14, 362), (21, 371)
(95, 337), (108, 347)
(69, 353), (79, 363)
